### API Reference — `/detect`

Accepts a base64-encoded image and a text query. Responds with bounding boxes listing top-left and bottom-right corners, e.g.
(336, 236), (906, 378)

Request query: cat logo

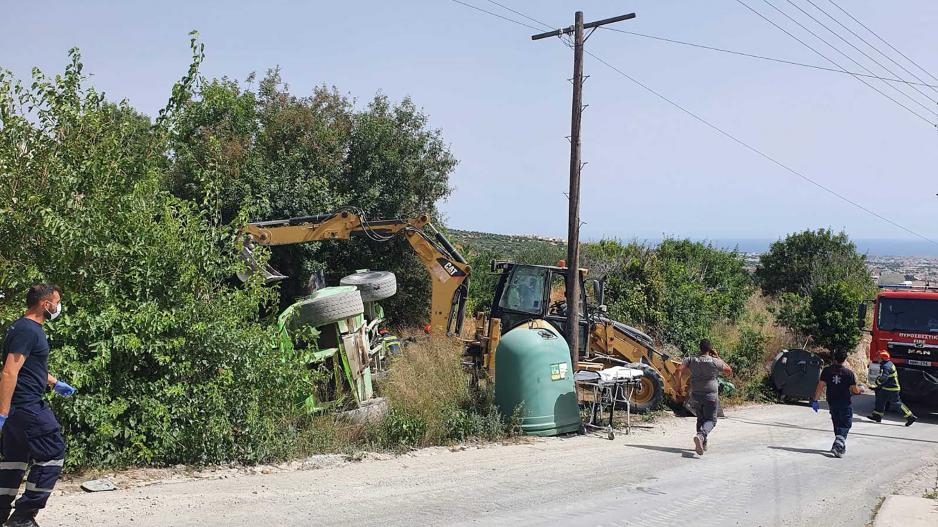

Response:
(437, 258), (466, 278)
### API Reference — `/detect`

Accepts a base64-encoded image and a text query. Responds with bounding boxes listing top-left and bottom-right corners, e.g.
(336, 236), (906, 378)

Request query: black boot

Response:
(4, 509), (39, 527)
(867, 414), (882, 423)
(906, 415), (917, 427)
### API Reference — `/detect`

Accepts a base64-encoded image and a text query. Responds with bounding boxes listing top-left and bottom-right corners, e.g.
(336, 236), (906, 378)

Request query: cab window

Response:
(498, 266), (547, 314)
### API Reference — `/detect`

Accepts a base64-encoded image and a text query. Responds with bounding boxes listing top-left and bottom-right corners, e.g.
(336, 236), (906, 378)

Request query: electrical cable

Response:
(597, 27), (938, 89)
(449, 0), (938, 246)
(737, 0), (936, 125)
(827, 0), (938, 87)
(485, 0), (552, 30)
(582, 48), (938, 248)
(804, 0), (938, 95)
(449, 0), (543, 32)
(785, 0), (938, 108)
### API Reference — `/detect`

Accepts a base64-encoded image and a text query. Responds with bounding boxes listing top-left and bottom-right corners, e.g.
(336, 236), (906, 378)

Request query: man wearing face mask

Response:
(0, 284), (76, 527)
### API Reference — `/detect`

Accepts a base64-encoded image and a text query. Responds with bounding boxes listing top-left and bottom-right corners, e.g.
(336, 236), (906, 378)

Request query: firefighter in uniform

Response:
(868, 350), (917, 426)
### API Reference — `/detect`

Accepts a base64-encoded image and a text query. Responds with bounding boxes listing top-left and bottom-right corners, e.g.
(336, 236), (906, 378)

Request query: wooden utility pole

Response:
(532, 12), (636, 369)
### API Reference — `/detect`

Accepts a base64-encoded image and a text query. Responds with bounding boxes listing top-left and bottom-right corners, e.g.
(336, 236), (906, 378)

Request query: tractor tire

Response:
(629, 363), (665, 414)
(296, 288), (365, 327)
(340, 271), (397, 302)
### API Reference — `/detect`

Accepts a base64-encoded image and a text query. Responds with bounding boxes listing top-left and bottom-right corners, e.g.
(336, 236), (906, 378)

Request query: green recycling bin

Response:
(494, 322), (581, 436)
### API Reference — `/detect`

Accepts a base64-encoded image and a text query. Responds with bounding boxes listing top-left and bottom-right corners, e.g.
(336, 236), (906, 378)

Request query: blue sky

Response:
(2, 0), (936, 248)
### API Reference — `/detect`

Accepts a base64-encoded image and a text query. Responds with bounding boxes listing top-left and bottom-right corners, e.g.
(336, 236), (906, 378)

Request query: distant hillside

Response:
(448, 229), (565, 256)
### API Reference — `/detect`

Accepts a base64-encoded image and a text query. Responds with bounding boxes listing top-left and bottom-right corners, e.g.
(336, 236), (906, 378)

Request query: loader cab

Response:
(490, 262), (595, 351)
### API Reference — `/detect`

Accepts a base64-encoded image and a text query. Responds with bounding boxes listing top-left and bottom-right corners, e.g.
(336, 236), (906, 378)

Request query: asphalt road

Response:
(46, 395), (938, 527)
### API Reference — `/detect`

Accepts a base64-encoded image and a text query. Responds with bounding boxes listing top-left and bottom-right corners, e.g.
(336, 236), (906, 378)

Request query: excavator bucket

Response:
(237, 245), (288, 283)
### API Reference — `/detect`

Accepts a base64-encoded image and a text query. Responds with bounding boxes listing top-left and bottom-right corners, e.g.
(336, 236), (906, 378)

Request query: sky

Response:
(2, 1), (937, 252)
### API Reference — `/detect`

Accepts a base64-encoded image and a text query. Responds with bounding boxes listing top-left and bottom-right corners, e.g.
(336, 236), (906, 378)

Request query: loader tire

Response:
(296, 288), (365, 327)
(629, 363), (665, 414)
(340, 271), (397, 302)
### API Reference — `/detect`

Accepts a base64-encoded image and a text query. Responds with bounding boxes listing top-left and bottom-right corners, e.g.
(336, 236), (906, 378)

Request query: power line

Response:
(597, 26), (938, 89)
(583, 48), (938, 248)
(449, 0), (938, 247)
(449, 0), (542, 31)
(756, 0), (938, 119)
(736, 0), (936, 126)
(827, 0), (938, 87)
(785, 0), (938, 108)
(486, 0), (938, 91)
(804, 0), (938, 95)
(486, 0), (552, 30)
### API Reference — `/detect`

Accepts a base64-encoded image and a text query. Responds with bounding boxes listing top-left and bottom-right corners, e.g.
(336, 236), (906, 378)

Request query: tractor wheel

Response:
(340, 271), (397, 302)
(629, 364), (665, 413)
(296, 288), (365, 327)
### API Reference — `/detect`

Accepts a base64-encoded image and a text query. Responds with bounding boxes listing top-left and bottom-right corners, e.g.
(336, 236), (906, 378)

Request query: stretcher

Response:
(574, 366), (645, 439)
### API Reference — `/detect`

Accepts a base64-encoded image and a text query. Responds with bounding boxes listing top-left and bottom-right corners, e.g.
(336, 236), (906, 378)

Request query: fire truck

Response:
(862, 285), (938, 404)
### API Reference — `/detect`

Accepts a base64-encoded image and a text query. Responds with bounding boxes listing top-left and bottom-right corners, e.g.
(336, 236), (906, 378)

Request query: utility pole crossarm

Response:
(531, 11), (636, 370)
(530, 13), (635, 40)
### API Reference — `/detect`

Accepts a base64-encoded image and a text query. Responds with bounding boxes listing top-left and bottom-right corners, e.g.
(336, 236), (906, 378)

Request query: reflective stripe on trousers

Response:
(0, 402), (65, 513)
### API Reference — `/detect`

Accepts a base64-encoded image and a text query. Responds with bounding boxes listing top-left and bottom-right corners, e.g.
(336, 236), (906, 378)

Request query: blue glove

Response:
(53, 380), (76, 397)
(810, 400), (819, 413)
(0, 414), (6, 432)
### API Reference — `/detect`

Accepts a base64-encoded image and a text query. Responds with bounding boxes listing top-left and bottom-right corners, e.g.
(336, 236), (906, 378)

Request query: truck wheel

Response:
(297, 288), (365, 327)
(630, 364), (665, 413)
(340, 271), (397, 302)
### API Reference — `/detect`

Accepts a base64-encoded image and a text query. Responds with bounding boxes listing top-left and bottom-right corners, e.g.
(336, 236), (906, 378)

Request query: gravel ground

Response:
(39, 395), (938, 527)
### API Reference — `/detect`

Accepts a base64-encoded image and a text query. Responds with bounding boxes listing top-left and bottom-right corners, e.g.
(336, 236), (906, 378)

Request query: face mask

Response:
(44, 302), (62, 321)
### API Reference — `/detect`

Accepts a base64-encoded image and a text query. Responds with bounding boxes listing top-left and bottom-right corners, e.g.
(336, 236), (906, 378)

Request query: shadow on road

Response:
(625, 444), (698, 459)
(779, 395), (938, 425)
(767, 446), (834, 457)
(728, 417), (938, 445)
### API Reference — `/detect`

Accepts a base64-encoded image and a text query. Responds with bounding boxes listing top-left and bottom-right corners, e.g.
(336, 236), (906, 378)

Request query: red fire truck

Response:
(864, 286), (938, 403)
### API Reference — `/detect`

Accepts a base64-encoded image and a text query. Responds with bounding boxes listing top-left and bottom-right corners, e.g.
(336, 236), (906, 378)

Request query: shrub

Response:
(755, 229), (874, 297)
(0, 42), (310, 468)
(376, 336), (505, 446)
(583, 239), (753, 353)
(773, 281), (864, 353)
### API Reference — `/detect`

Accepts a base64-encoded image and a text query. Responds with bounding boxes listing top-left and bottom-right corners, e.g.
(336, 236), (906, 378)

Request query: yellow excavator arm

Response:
(239, 210), (471, 336)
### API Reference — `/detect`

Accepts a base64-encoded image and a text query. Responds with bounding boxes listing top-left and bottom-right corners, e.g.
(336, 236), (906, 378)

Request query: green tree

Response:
(755, 229), (873, 296)
(582, 240), (664, 331)
(167, 70), (457, 324)
(582, 239), (752, 353)
(776, 282), (863, 353)
(1, 42), (309, 468)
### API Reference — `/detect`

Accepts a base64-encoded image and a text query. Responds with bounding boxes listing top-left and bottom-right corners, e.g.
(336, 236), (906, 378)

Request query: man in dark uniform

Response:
(675, 339), (733, 456)
(0, 284), (77, 527)
(868, 350), (917, 426)
(812, 350), (861, 458)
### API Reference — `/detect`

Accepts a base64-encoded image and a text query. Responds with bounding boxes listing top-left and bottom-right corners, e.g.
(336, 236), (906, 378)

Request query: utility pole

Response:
(532, 12), (636, 369)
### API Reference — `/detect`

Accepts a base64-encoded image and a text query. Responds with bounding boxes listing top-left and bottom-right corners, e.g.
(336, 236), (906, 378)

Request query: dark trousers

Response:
(0, 402), (65, 514)
(694, 392), (718, 440)
(873, 390), (912, 418)
(829, 404), (852, 440)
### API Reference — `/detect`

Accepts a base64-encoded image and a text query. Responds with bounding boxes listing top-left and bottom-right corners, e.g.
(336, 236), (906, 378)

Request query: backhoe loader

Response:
(465, 261), (687, 413)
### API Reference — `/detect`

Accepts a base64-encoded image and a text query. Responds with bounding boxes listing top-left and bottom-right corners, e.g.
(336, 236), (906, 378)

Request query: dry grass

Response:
(847, 333), (872, 384)
(379, 336), (471, 443)
(712, 292), (799, 367)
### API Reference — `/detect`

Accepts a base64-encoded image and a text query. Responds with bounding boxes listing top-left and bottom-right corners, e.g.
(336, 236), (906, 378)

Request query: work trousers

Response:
(0, 402), (65, 515)
(872, 389), (912, 418)
(829, 404), (853, 440)
(694, 392), (719, 440)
